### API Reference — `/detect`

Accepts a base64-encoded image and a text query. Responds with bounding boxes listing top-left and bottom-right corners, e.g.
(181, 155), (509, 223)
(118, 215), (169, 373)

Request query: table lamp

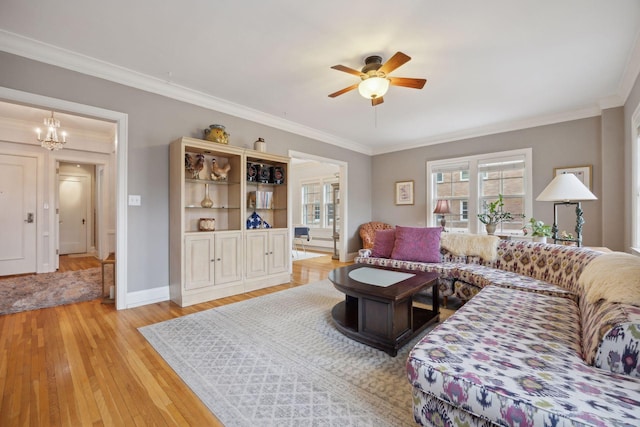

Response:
(433, 199), (451, 231)
(536, 172), (597, 246)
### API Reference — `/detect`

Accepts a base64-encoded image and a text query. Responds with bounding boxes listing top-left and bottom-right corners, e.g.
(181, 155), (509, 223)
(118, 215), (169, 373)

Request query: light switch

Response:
(128, 195), (141, 206)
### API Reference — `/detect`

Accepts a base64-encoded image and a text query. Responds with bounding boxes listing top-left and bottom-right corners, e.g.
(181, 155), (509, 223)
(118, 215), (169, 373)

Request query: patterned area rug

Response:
(139, 280), (435, 426)
(0, 268), (105, 315)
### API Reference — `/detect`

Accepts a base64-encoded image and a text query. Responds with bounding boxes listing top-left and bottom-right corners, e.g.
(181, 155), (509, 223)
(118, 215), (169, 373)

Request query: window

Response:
(301, 179), (338, 228)
(427, 148), (532, 235)
(301, 183), (321, 226)
(324, 183), (334, 228)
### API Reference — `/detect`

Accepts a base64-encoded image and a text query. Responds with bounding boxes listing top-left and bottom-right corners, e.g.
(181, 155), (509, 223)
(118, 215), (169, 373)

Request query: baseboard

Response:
(125, 285), (170, 309)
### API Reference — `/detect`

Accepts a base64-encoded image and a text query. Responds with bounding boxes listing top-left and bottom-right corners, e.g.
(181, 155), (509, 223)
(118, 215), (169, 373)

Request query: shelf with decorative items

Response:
(169, 136), (290, 307)
(245, 153), (288, 231)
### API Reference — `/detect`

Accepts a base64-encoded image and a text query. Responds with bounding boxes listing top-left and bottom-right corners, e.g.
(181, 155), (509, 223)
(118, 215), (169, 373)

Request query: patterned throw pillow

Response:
(371, 228), (396, 258)
(391, 226), (442, 263)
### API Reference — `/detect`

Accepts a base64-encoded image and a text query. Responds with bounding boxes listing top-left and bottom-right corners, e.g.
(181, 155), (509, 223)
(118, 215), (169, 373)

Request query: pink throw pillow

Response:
(391, 226), (442, 263)
(371, 229), (396, 258)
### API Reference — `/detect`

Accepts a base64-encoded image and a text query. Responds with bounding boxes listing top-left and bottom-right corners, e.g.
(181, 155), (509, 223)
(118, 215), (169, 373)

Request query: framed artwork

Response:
(395, 180), (414, 205)
(554, 165), (592, 190)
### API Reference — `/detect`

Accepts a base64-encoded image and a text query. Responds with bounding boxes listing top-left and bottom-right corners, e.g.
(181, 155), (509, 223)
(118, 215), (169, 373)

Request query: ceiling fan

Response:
(328, 52), (427, 106)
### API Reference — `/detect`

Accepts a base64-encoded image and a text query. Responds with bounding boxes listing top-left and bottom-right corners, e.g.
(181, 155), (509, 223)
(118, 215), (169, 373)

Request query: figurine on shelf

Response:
(185, 153), (205, 179)
(211, 158), (231, 181)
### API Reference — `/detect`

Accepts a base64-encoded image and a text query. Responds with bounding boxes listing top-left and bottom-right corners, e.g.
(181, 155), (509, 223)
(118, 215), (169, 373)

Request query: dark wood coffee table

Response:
(328, 264), (439, 356)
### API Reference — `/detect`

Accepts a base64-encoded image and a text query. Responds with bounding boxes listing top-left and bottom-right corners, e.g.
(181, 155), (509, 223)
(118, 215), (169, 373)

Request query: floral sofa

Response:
(355, 230), (640, 427)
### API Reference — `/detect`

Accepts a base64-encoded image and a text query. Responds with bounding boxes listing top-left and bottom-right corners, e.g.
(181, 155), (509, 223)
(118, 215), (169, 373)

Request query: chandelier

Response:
(36, 111), (67, 151)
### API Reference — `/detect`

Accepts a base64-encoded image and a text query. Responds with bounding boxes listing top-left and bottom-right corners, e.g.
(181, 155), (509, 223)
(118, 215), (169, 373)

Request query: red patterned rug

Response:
(0, 268), (108, 315)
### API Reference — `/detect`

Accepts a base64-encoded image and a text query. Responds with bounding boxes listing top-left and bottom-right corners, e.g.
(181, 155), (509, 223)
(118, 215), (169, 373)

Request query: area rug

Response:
(0, 268), (105, 315)
(139, 280), (433, 426)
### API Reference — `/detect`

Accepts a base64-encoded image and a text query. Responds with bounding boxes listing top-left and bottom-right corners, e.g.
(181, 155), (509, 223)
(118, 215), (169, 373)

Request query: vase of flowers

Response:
(523, 218), (552, 243)
(477, 194), (523, 235)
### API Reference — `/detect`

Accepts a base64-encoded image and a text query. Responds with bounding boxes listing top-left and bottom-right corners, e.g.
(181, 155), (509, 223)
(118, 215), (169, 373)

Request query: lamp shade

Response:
(433, 199), (451, 214)
(358, 77), (390, 99)
(536, 173), (597, 202)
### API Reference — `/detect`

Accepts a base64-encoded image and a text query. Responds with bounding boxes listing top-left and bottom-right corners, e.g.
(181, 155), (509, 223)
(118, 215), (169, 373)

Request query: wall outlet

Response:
(128, 195), (141, 206)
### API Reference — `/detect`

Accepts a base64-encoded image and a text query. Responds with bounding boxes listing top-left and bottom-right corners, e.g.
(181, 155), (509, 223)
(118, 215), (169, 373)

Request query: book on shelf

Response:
(247, 191), (273, 209)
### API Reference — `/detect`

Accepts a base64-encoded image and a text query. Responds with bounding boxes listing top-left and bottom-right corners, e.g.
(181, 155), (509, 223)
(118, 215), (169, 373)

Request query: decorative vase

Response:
(485, 223), (497, 235)
(201, 183), (213, 208)
(533, 236), (547, 244)
(254, 137), (266, 152)
(203, 124), (229, 144)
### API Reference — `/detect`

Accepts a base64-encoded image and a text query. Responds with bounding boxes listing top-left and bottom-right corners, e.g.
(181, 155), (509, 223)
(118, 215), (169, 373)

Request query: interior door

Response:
(59, 175), (88, 254)
(0, 154), (37, 275)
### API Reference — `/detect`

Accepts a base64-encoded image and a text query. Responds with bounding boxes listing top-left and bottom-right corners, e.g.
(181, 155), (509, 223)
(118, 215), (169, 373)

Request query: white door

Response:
(59, 175), (89, 254)
(0, 154), (37, 275)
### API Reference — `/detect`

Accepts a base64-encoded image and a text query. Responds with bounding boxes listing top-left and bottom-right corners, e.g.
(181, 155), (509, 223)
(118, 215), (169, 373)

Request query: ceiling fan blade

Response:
(389, 77), (427, 89)
(371, 96), (384, 106)
(328, 83), (359, 98)
(330, 64), (364, 77)
(379, 52), (411, 75)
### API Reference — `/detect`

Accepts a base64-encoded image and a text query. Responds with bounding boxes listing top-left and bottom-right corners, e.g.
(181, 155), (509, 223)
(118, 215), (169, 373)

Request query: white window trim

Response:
(426, 148), (533, 234)
(631, 104), (640, 253)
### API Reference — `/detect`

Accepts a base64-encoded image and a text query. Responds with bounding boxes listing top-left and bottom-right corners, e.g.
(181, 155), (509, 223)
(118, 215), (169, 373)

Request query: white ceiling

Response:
(1, 1), (640, 155)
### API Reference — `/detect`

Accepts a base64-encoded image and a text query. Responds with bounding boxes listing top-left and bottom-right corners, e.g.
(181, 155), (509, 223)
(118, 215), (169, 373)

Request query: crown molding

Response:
(372, 105), (603, 155)
(0, 30), (372, 155)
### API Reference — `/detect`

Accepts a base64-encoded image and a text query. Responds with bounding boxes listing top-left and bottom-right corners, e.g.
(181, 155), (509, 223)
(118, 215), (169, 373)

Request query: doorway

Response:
(288, 150), (348, 262)
(59, 163), (94, 255)
(0, 87), (127, 309)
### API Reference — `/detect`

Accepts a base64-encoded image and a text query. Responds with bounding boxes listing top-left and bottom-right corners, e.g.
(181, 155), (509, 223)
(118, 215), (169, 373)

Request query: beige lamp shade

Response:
(536, 173), (597, 202)
(433, 199), (451, 214)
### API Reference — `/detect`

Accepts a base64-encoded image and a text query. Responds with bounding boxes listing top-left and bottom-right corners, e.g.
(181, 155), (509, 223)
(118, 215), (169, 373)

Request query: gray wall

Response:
(0, 52), (372, 293)
(371, 115), (624, 249)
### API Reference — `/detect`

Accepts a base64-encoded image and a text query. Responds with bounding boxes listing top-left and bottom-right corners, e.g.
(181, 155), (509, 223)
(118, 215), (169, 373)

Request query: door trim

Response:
(0, 87), (129, 310)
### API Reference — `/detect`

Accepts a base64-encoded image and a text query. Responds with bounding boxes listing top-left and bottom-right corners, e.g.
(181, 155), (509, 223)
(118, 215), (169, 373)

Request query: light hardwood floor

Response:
(0, 253), (348, 426)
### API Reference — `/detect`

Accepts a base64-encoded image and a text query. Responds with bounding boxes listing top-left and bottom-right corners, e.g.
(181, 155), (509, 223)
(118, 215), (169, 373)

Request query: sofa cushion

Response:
(391, 226), (441, 263)
(407, 286), (640, 427)
(579, 252), (640, 305)
(370, 228), (396, 258)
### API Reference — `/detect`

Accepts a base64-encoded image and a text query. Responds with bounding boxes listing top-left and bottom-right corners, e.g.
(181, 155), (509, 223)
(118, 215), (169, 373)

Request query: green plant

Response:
(523, 218), (553, 237)
(477, 194), (523, 225)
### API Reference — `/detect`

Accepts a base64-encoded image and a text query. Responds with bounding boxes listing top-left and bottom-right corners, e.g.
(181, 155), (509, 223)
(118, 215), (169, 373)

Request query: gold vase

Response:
(201, 183), (213, 208)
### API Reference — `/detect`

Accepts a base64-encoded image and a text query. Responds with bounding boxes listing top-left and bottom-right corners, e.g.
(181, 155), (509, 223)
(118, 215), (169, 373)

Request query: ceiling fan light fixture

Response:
(358, 77), (389, 100)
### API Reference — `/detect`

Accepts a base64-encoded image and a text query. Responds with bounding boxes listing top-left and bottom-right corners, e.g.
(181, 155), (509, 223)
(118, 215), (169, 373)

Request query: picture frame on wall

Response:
(554, 165), (592, 190)
(395, 180), (414, 205)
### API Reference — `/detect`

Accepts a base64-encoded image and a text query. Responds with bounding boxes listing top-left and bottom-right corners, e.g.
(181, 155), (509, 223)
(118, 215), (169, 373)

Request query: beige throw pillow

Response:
(579, 252), (640, 305)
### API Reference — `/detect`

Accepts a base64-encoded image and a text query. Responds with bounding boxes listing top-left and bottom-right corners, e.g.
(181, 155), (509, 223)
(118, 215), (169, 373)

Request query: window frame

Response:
(426, 148), (533, 235)
(300, 177), (338, 229)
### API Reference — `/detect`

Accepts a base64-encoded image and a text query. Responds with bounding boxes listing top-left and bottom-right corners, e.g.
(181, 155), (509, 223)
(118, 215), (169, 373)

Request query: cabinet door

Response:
(268, 229), (289, 275)
(214, 232), (242, 285)
(184, 234), (214, 290)
(245, 231), (268, 278)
